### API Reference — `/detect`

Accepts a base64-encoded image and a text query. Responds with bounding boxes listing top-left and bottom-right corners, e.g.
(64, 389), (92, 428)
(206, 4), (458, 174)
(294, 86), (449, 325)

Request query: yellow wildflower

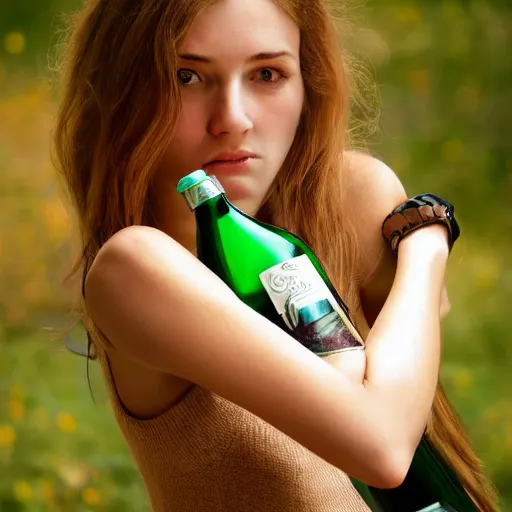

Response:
(56, 412), (77, 433)
(58, 462), (90, 489)
(4, 32), (26, 55)
(9, 400), (25, 421)
(13, 481), (33, 503)
(82, 487), (103, 506)
(0, 424), (16, 447)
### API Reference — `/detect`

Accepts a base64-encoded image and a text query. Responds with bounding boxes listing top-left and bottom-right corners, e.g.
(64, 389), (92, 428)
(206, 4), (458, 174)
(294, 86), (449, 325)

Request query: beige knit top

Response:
(95, 347), (371, 512)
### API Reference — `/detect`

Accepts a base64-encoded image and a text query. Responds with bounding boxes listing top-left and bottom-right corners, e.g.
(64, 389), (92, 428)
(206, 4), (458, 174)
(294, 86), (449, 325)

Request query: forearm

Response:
(363, 226), (449, 447)
(88, 226), (451, 485)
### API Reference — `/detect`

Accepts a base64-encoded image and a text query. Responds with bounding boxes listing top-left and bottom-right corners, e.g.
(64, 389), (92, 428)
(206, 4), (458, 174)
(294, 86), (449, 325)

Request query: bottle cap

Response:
(177, 170), (224, 210)
(176, 170), (209, 194)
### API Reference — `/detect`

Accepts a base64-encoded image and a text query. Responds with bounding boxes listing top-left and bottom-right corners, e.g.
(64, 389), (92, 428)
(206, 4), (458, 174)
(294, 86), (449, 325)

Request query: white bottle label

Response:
(259, 254), (364, 352)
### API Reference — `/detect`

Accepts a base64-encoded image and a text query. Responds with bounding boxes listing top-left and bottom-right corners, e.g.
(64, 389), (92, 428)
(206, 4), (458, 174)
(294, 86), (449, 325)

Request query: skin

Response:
(85, 0), (451, 489)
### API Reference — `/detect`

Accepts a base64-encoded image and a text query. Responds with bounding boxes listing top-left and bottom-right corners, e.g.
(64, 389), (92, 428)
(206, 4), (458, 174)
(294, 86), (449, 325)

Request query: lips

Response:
(206, 157), (249, 166)
(203, 151), (259, 167)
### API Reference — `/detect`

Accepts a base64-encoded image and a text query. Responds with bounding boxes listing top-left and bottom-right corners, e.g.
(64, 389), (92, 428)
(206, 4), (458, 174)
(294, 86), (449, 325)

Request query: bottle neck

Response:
(182, 177), (224, 211)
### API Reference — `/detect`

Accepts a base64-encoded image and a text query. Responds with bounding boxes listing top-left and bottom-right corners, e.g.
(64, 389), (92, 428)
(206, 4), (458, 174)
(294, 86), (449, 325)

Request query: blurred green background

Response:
(0, 0), (510, 510)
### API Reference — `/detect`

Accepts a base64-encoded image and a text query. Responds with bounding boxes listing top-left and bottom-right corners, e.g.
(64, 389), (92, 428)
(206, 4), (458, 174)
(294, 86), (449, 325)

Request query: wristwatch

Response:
(382, 193), (460, 253)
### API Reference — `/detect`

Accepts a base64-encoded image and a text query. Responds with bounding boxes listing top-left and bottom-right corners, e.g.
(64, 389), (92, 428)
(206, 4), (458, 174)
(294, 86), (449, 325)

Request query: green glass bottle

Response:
(177, 170), (479, 512)
(177, 169), (364, 356)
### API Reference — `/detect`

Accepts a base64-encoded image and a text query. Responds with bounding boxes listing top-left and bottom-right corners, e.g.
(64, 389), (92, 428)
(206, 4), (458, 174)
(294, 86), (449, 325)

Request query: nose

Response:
(207, 81), (253, 137)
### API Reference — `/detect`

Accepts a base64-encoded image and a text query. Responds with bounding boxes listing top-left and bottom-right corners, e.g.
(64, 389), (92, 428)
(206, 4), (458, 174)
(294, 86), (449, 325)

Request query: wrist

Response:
(397, 225), (450, 270)
(398, 224), (450, 255)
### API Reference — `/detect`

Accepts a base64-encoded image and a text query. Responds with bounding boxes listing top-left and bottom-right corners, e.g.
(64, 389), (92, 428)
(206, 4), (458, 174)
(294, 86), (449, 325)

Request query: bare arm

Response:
(346, 151), (451, 328)
(362, 226), (448, 438)
(344, 152), (451, 439)
(85, 221), (448, 489)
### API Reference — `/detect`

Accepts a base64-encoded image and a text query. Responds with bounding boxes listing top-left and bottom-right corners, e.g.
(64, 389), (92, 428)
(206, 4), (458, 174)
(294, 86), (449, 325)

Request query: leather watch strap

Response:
(382, 193), (460, 253)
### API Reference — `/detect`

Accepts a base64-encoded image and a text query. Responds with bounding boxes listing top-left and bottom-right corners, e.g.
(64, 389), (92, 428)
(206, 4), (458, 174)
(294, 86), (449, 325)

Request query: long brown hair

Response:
(51, 0), (498, 510)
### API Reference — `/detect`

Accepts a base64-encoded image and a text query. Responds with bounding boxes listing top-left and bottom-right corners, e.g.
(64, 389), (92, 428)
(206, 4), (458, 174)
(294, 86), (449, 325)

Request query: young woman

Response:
(53, 0), (497, 510)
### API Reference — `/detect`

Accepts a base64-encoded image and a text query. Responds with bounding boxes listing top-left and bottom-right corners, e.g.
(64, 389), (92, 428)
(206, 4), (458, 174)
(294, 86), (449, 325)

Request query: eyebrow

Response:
(178, 51), (295, 63)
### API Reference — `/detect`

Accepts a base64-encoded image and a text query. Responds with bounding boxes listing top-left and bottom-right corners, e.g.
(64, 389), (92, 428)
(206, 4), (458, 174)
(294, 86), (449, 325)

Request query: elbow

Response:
(364, 441), (415, 489)
(373, 458), (409, 489)
(357, 393), (427, 488)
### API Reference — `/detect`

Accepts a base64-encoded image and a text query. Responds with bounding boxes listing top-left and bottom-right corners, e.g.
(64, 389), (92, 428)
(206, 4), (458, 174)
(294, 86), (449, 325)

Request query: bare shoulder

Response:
(86, 227), (204, 366)
(343, 151), (407, 226)
(87, 225), (179, 274)
(87, 226), (160, 322)
(86, 226), (189, 298)
(84, 225), (201, 417)
(85, 224), (204, 342)
(342, 151), (408, 324)
(343, 151), (407, 266)
(342, 152), (451, 324)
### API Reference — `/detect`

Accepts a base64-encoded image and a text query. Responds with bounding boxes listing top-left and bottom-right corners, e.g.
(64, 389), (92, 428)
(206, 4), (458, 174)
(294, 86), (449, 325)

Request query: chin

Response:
(215, 179), (252, 209)
(214, 174), (269, 217)
(231, 198), (259, 217)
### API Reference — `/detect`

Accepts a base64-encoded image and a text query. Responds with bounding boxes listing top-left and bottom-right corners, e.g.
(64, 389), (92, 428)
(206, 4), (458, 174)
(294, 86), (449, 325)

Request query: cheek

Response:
(262, 87), (304, 152)
(159, 101), (206, 180)
(170, 100), (207, 149)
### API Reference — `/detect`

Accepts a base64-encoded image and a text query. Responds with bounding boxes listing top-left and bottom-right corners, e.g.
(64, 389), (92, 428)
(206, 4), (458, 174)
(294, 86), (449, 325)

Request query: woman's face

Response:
(160, 0), (304, 215)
